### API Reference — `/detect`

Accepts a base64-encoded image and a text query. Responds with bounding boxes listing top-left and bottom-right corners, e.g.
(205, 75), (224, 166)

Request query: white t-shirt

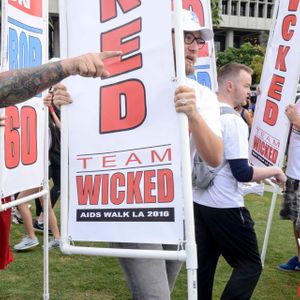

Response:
(186, 78), (222, 165)
(193, 103), (249, 208)
(286, 100), (300, 180)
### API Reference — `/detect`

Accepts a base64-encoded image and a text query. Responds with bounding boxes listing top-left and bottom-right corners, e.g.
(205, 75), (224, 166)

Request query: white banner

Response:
(183, 0), (217, 90)
(65, 0), (184, 244)
(0, 0), (48, 197)
(249, 0), (300, 167)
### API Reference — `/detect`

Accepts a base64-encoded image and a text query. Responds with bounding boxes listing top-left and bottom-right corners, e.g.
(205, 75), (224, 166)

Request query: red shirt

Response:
(0, 197), (14, 270)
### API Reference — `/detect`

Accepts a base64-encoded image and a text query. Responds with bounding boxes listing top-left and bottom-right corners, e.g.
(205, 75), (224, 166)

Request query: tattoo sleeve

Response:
(0, 62), (67, 108)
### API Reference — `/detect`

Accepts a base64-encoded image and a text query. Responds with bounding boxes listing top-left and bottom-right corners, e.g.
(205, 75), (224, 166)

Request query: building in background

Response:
(215, 0), (275, 51)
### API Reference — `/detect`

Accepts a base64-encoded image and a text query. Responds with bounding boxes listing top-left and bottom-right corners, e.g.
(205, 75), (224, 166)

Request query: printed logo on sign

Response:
(251, 127), (279, 166)
(8, 0), (42, 17)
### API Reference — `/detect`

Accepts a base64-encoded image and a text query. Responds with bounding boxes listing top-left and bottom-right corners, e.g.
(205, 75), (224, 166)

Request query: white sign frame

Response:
(59, 0), (197, 298)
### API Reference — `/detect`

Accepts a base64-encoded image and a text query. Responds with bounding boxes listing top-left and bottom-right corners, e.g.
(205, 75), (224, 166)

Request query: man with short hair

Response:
(193, 62), (287, 299)
(112, 9), (223, 299)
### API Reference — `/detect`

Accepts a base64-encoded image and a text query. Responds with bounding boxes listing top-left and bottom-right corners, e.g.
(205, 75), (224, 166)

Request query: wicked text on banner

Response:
(65, 0), (185, 244)
(249, 0), (300, 168)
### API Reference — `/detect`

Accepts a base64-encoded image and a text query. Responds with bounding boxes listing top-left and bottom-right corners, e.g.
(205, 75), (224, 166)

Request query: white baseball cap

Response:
(172, 9), (214, 41)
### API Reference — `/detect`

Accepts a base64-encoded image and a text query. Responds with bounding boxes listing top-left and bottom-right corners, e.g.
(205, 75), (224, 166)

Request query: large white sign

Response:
(249, 0), (300, 167)
(0, 0), (48, 197)
(65, 0), (184, 244)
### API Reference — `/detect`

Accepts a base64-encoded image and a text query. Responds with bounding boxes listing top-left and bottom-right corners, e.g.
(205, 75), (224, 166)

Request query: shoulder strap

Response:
(212, 106), (240, 175)
(220, 106), (240, 117)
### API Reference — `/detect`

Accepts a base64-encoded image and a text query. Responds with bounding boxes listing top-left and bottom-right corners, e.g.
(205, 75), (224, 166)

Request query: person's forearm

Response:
(292, 117), (300, 131)
(189, 114), (223, 167)
(0, 51), (122, 108)
(0, 62), (66, 108)
(251, 166), (281, 182)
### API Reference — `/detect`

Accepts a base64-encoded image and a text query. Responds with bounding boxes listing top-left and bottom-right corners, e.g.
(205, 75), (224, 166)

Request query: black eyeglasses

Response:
(184, 32), (206, 48)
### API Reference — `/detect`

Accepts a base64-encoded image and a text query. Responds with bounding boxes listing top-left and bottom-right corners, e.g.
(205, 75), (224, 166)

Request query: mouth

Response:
(185, 55), (195, 65)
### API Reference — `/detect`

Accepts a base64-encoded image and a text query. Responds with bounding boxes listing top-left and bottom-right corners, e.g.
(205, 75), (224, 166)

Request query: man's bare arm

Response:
(174, 85), (223, 167)
(0, 62), (65, 108)
(0, 51), (121, 108)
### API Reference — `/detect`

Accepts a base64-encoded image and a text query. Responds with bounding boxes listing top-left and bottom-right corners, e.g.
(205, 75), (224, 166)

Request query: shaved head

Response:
(217, 63), (253, 88)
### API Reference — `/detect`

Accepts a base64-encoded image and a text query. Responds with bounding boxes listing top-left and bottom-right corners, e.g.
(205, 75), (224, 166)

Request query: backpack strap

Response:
(192, 105), (240, 190)
(209, 106), (240, 175)
(193, 106), (238, 165)
(220, 106), (241, 117)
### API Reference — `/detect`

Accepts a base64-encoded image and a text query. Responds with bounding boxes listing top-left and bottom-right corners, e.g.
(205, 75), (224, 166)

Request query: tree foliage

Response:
(210, 0), (222, 27)
(216, 42), (266, 84)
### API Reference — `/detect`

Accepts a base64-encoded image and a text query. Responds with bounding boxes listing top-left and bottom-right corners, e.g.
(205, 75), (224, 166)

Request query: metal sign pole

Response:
(174, 1), (197, 299)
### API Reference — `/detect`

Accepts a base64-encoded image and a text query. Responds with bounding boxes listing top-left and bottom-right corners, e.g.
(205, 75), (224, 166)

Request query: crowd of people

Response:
(1, 8), (300, 300)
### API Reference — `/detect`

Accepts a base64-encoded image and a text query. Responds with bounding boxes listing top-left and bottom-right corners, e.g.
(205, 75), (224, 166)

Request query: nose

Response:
(188, 41), (198, 51)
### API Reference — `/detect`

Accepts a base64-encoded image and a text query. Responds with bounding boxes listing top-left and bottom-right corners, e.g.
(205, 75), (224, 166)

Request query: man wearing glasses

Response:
(113, 9), (223, 300)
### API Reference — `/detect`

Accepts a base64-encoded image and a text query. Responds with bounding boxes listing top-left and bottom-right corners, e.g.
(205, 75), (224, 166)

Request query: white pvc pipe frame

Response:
(260, 180), (278, 267)
(59, 1), (197, 299)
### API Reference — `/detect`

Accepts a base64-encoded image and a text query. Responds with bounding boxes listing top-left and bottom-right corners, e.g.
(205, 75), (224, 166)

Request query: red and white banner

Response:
(249, 0), (300, 167)
(0, 0), (48, 197)
(64, 0), (184, 244)
(182, 0), (217, 90)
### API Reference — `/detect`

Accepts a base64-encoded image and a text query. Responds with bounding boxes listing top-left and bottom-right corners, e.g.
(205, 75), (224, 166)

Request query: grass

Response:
(1, 191), (300, 299)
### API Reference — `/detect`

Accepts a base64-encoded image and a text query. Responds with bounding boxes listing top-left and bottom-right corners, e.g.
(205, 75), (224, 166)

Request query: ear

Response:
(226, 80), (234, 92)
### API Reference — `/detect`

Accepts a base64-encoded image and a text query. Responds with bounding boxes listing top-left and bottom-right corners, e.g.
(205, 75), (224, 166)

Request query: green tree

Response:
(211, 0), (222, 27)
(216, 42), (266, 84)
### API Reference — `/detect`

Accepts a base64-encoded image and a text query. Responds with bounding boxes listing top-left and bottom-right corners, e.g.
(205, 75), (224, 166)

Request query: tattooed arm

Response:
(0, 51), (121, 108)
(0, 62), (65, 108)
